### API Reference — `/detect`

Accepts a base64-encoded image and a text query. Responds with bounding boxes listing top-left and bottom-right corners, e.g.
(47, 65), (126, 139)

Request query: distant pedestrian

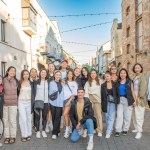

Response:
(146, 70), (150, 108)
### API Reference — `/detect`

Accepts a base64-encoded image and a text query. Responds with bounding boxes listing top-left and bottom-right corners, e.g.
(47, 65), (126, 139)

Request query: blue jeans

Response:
(105, 102), (116, 135)
(70, 119), (94, 142)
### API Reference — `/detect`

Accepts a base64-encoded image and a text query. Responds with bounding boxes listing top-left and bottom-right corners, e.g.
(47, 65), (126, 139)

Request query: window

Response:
(1, 20), (6, 42)
(126, 6), (130, 16)
(127, 27), (130, 37)
(137, 0), (142, 16)
(136, 20), (143, 51)
(127, 62), (130, 72)
(127, 44), (130, 54)
(1, 62), (6, 77)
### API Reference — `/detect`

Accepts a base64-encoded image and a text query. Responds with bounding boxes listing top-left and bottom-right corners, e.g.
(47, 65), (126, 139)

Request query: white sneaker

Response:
(0, 143), (2, 147)
(64, 128), (70, 138)
(52, 135), (57, 140)
(82, 129), (87, 138)
(42, 131), (47, 138)
(105, 134), (110, 139)
(45, 125), (50, 133)
(36, 131), (41, 138)
(135, 132), (142, 139)
(87, 141), (93, 150)
(132, 129), (138, 133)
(97, 132), (102, 137)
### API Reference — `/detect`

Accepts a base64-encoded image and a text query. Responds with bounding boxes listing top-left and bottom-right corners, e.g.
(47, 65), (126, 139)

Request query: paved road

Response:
(1, 111), (150, 150)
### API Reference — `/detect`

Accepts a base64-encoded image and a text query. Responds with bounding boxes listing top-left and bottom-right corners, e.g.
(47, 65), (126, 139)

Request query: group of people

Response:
(0, 59), (150, 150)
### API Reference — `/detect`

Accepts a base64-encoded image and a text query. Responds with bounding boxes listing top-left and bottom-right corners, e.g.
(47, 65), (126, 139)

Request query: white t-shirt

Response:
(61, 70), (67, 80)
(63, 81), (78, 100)
(35, 80), (48, 103)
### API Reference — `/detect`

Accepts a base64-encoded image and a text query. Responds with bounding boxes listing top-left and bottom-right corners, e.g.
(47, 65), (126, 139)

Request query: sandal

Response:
(26, 136), (31, 141)
(4, 138), (10, 144)
(9, 138), (15, 144)
(21, 137), (27, 142)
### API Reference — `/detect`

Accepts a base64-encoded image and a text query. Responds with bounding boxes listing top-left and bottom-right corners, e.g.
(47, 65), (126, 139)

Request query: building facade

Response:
(110, 19), (122, 68)
(97, 41), (111, 75)
(0, 0), (63, 77)
(122, 0), (150, 76)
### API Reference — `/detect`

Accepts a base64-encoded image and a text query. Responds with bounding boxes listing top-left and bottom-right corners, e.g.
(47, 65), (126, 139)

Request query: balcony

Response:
(22, 1), (37, 35)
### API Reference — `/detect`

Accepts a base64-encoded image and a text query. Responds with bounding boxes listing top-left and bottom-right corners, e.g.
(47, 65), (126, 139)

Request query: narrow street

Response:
(1, 111), (150, 150)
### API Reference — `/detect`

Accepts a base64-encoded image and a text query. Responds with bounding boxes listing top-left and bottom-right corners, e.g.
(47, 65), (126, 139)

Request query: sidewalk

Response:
(1, 111), (150, 150)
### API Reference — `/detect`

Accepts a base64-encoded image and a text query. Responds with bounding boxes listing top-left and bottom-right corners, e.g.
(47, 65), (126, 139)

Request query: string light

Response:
(61, 21), (113, 33)
(62, 41), (98, 46)
(7, 12), (121, 20)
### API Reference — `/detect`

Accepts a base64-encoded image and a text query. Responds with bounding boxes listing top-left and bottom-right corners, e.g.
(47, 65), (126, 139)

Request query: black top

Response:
(81, 77), (88, 88)
(107, 88), (113, 96)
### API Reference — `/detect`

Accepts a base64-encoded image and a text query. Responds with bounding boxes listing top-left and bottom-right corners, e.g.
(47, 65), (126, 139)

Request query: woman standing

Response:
(101, 71), (118, 138)
(81, 67), (89, 88)
(132, 63), (148, 139)
(30, 68), (38, 132)
(45, 63), (56, 133)
(49, 70), (64, 140)
(146, 70), (150, 108)
(84, 69), (103, 137)
(110, 65), (118, 82)
(0, 75), (3, 147)
(63, 70), (78, 138)
(18, 70), (35, 142)
(74, 67), (82, 88)
(0, 75), (4, 122)
(115, 68), (136, 137)
(3, 66), (18, 144)
(34, 69), (49, 139)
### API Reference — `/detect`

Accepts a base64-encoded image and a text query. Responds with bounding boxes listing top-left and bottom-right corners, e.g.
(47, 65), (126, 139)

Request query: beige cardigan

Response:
(146, 71), (150, 99)
(133, 73), (148, 107)
(84, 80), (101, 103)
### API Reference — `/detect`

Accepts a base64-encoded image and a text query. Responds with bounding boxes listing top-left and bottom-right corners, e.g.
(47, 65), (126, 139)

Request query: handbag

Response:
(49, 81), (62, 101)
(34, 81), (45, 115)
(49, 91), (58, 101)
(107, 95), (115, 103)
(63, 83), (73, 106)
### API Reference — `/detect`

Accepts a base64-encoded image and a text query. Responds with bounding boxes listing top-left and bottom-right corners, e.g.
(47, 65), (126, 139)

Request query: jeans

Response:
(35, 103), (48, 131)
(105, 102), (116, 135)
(50, 104), (62, 136)
(70, 119), (94, 142)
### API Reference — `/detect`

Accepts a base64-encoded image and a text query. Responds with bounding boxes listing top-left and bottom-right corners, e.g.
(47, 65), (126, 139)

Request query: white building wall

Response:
(0, 0), (62, 78)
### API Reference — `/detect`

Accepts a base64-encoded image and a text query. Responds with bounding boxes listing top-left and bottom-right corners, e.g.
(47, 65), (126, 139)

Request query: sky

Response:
(38, 0), (122, 65)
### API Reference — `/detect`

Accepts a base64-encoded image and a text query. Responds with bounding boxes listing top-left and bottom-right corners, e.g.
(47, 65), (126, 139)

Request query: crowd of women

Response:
(0, 59), (150, 146)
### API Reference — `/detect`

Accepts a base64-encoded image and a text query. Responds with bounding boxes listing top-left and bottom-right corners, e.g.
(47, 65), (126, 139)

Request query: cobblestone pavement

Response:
(1, 111), (150, 150)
